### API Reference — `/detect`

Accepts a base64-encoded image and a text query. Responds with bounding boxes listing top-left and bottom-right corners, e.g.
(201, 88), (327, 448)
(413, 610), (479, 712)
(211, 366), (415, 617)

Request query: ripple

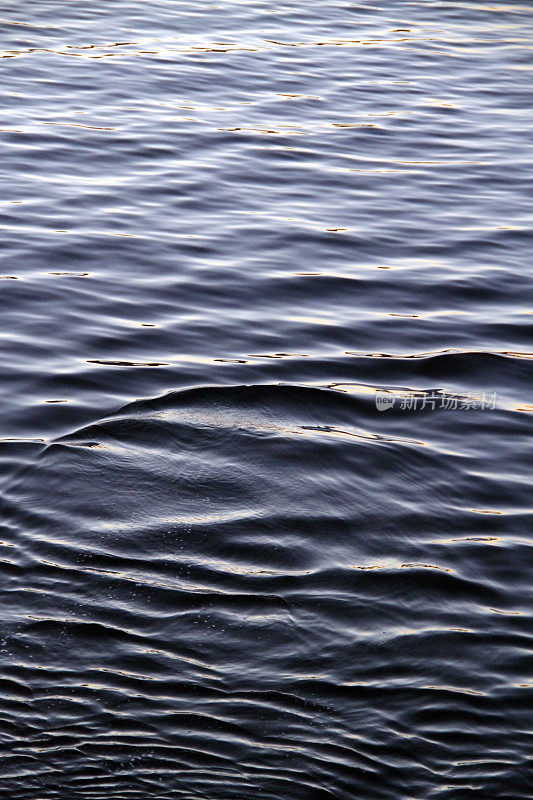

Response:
(1, 377), (530, 794)
(1, 0), (531, 796)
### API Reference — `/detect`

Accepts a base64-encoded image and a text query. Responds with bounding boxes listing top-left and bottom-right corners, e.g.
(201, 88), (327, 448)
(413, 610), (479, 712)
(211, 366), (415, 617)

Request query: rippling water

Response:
(1, 2), (532, 798)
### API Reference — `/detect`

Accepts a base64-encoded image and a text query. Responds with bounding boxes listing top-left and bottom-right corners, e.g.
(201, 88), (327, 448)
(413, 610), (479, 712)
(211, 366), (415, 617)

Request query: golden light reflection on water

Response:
(0, 2), (530, 795)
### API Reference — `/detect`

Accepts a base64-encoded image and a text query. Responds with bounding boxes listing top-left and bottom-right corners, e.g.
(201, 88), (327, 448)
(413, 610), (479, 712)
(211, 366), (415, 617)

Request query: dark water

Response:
(1, 2), (532, 798)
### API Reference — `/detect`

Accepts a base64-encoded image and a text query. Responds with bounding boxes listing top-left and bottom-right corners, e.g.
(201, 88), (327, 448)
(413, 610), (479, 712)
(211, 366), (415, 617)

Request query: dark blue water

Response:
(1, 3), (532, 798)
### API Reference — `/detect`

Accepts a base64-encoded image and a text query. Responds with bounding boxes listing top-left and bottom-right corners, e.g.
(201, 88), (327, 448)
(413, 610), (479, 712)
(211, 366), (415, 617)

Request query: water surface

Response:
(1, 2), (532, 798)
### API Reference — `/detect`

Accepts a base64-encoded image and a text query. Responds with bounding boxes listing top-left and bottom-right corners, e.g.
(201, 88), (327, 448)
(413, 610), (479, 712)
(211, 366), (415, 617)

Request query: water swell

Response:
(0, 379), (529, 797)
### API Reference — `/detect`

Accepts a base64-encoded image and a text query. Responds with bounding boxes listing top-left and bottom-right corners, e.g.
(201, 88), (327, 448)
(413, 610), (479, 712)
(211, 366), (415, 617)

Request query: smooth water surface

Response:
(1, 2), (532, 798)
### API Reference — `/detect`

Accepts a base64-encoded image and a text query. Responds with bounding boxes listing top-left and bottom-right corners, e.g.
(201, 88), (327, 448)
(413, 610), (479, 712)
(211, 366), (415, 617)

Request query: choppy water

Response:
(1, 2), (532, 798)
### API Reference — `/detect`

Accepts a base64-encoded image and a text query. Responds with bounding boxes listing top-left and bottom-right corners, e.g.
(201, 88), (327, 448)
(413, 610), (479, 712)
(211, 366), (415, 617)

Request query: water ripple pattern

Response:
(0, 2), (531, 799)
